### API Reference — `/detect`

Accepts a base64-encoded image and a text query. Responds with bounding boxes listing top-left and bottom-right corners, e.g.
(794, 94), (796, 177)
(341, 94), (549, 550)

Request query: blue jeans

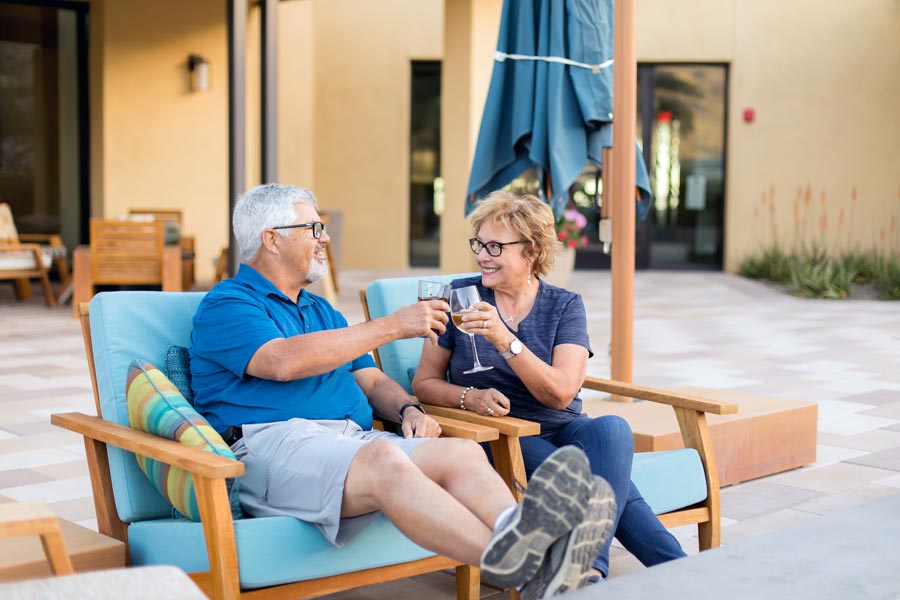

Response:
(519, 414), (686, 575)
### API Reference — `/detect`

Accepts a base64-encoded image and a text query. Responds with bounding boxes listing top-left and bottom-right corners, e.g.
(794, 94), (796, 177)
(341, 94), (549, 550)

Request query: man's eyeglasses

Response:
(272, 221), (326, 239)
(469, 238), (527, 257)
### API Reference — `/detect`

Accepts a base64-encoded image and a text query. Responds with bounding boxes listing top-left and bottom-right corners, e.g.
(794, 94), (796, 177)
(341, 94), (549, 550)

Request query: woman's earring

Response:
(528, 272), (532, 284)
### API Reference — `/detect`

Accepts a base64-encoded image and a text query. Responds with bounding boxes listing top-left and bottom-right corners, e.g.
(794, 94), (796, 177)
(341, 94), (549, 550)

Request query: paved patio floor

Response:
(1, 269), (899, 598)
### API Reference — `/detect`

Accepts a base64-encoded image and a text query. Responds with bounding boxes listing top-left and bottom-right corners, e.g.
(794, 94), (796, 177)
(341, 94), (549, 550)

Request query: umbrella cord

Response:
(494, 51), (613, 74)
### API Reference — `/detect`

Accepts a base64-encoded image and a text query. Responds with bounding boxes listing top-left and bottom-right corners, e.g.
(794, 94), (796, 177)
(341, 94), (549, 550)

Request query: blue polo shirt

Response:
(189, 264), (376, 433)
(438, 276), (592, 432)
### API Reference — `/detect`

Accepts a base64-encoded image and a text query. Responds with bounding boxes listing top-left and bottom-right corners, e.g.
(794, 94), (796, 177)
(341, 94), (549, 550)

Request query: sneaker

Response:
(520, 476), (616, 600)
(481, 446), (593, 589)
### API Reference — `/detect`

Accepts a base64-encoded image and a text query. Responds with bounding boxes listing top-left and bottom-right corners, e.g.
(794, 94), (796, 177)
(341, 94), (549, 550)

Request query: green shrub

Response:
(787, 258), (856, 299)
(874, 255), (900, 300)
(738, 246), (793, 282)
(841, 250), (880, 284)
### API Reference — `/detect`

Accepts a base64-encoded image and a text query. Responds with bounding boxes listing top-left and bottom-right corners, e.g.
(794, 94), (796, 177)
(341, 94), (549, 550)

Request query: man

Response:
(190, 183), (614, 597)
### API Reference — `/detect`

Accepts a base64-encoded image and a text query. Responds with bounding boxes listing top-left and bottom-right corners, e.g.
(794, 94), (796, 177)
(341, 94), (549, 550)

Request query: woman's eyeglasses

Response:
(469, 238), (526, 257)
(272, 221), (326, 239)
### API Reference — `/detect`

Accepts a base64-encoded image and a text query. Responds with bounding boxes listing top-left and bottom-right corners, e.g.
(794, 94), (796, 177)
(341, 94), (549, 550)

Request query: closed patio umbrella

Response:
(466, 0), (651, 219)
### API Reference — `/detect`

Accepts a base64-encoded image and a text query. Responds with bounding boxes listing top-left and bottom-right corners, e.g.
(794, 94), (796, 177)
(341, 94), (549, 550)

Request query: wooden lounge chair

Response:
(52, 292), (491, 599)
(360, 274), (738, 551)
(0, 202), (69, 308)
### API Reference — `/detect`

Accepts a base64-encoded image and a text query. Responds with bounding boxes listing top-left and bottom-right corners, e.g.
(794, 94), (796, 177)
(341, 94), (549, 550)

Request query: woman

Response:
(412, 190), (685, 581)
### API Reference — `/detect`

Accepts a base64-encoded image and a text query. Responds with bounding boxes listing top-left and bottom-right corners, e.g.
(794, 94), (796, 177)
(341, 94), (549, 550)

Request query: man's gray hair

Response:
(233, 183), (318, 263)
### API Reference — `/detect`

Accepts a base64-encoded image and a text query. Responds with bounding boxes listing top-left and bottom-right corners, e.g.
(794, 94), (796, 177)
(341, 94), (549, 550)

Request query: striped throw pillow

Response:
(126, 360), (242, 521)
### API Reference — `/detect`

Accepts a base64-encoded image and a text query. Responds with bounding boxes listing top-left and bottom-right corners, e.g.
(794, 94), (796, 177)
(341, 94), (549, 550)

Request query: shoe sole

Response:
(531, 476), (616, 598)
(481, 446), (593, 588)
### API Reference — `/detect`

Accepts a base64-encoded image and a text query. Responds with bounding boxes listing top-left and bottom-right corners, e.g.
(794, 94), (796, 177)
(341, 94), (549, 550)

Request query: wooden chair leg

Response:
(489, 436), (527, 502)
(13, 277), (33, 301)
(37, 268), (57, 308)
(456, 564), (480, 600)
(0, 502), (74, 576)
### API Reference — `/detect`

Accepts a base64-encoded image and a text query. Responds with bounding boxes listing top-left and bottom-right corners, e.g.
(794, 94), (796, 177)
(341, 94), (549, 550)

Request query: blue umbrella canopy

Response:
(466, 0), (651, 219)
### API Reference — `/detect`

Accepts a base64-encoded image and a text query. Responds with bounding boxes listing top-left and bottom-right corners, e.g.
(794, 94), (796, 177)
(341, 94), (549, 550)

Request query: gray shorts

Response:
(231, 418), (428, 546)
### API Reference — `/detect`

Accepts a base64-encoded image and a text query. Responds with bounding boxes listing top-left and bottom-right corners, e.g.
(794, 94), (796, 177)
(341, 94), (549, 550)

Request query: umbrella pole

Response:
(610, 0), (637, 397)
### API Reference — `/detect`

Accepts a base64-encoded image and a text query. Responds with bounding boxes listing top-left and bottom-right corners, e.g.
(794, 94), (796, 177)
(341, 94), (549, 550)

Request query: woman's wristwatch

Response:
(500, 337), (524, 360)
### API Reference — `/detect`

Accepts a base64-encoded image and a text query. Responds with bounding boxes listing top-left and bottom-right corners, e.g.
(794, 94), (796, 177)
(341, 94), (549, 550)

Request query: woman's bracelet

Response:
(460, 386), (475, 410)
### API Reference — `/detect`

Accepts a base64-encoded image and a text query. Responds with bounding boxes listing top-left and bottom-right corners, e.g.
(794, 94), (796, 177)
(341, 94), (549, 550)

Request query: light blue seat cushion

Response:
(89, 291), (208, 523)
(632, 449), (707, 515)
(128, 514), (435, 589)
(365, 273), (478, 393)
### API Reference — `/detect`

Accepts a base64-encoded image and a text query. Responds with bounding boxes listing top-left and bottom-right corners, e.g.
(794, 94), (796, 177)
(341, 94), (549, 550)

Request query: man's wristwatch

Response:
(398, 402), (426, 422)
(500, 337), (524, 360)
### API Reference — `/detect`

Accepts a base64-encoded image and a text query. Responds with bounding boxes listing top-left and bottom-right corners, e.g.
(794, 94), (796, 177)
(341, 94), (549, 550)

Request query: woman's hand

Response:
(466, 387), (510, 417)
(459, 301), (513, 349)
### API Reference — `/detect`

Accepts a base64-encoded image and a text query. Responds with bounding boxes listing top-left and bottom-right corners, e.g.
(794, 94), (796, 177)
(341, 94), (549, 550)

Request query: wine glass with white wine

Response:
(449, 286), (494, 374)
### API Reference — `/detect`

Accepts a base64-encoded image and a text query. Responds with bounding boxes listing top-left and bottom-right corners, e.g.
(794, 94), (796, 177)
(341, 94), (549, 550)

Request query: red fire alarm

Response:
(743, 108), (755, 123)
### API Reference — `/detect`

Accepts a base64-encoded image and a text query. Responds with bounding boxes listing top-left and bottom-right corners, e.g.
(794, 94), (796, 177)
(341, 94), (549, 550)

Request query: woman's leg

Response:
(547, 415), (634, 576)
(614, 482), (686, 567)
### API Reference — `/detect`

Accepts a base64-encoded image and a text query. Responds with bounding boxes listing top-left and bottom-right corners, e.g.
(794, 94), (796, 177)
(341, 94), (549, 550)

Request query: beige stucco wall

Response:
(310, 0), (444, 269)
(637, 0), (900, 270)
(89, 0), (898, 277)
(94, 0), (229, 282)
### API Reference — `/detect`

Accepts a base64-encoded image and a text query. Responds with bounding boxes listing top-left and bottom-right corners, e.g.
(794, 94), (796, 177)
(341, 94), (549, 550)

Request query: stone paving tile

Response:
(32, 460), (90, 480)
(838, 390), (900, 405)
(845, 446), (900, 472)
(720, 508), (820, 546)
(0, 468), (53, 488)
(720, 481), (825, 521)
(0, 419), (61, 437)
(860, 401), (900, 419)
(818, 429), (900, 453)
(818, 413), (900, 436)
(793, 483), (900, 516)
(770, 462), (898, 493)
(0, 475), (93, 503)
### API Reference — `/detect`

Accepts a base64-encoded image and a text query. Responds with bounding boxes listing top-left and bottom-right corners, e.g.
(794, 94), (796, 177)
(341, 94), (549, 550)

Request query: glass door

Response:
(637, 64), (728, 269)
(408, 60), (441, 267)
(0, 0), (88, 250)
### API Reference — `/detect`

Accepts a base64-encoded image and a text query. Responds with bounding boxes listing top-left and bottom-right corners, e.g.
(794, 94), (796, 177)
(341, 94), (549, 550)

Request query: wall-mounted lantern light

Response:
(188, 54), (209, 92)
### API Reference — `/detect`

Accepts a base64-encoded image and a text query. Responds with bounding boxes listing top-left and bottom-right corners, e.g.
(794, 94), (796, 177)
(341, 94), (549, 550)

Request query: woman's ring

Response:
(487, 407), (494, 415)
(483, 320), (487, 329)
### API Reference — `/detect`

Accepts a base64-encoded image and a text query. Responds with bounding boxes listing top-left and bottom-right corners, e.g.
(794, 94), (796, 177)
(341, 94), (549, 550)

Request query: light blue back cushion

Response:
(128, 514), (435, 589)
(365, 273), (478, 393)
(632, 449), (707, 515)
(89, 291), (207, 522)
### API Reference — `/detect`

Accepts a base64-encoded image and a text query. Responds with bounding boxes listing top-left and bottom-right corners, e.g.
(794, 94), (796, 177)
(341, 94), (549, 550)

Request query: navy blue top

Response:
(189, 264), (377, 433)
(438, 276), (593, 431)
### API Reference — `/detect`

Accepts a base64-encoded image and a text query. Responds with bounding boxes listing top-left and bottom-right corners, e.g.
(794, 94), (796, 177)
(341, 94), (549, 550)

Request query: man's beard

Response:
(305, 252), (328, 283)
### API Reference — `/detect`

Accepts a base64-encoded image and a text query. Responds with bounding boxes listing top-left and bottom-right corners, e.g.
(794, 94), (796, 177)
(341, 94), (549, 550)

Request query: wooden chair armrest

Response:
(19, 233), (64, 246)
(582, 376), (738, 415)
(430, 415), (499, 442)
(421, 404), (540, 437)
(0, 242), (43, 255)
(51, 412), (244, 479)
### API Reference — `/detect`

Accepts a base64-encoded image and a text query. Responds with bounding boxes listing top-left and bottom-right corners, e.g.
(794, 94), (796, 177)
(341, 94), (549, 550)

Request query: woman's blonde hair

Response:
(468, 190), (560, 278)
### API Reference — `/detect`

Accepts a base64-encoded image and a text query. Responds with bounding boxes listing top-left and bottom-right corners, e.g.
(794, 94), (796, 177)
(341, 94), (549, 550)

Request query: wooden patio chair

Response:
(360, 274), (739, 551)
(51, 292), (492, 599)
(0, 202), (70, 308)
(0, 502), (74, 577)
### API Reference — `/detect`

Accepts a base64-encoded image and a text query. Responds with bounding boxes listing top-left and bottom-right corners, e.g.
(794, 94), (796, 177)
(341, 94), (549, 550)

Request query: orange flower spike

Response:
(820, 191), (827, 208)
(838, 208), (845, 228)
(818, 213), (827, 232)
(851, 187), (858, 204)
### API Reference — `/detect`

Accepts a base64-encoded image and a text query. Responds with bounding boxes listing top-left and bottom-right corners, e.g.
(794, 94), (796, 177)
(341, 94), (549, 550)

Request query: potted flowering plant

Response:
(556, 208), (589, 249)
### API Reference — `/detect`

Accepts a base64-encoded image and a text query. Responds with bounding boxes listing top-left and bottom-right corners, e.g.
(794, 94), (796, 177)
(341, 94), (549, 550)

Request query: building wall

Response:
(311, 0), (444, 269)
(95, 0), (229, 282)
(88, 0), (898, 277)
(637, 0), (900, 269)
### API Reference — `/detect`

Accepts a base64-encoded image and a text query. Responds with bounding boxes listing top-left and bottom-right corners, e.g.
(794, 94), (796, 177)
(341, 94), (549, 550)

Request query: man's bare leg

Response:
(341, 439), (505, 566)
(407, 438), (514, 529)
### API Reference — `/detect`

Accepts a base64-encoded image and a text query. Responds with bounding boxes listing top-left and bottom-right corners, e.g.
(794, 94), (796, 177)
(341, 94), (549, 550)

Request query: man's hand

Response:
(390, 300), (450, 345)
(400, 410), (442, 439)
